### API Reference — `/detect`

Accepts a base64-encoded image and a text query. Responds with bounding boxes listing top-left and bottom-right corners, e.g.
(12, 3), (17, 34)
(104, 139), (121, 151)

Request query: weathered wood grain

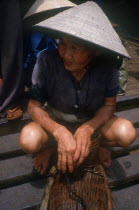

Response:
(116, 108), (139, 123)
(0, 133), (24, 159)
(0, 155), (42, 189)
(112, 184), (139, 210)
(0, 178), (46, 210)
(106, 153), (139, 188)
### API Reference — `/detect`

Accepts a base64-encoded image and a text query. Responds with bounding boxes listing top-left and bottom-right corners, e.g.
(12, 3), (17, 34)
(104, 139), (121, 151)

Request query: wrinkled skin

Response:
(54, 126), (76, 173)
(73, 126), (92, 166)
(55, 125), (92, 173)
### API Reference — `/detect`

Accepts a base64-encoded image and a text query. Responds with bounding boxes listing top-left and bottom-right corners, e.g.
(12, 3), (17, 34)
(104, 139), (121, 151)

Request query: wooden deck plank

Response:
(116, 108), (139, 123)
(0, 155), (42, 189)
(127, 79), (139, 86)
(106, 153), (139, 186)
(0, 119), (30, 137)
(126, 83), (139, 91)
(112, 184), (139, 210)
(117, 94), (139, 102)
(127, 90), (139, 96)
(0, 133), (20, 155)
(0, 179), (46, 210)
(0, 132), (25, 159)
(116, 96), (139, 112)
(0, 155), (33, 180)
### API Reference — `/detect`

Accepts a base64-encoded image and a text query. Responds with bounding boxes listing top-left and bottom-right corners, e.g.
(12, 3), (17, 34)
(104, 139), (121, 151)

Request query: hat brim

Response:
(34, 24), (130, 59)
(34, 2), (130, 59)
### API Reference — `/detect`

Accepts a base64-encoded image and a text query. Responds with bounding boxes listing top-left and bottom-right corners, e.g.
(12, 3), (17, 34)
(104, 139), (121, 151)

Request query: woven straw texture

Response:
(36, 1), (130, 58)
(41, 132), (112, 210)
(24, 0), (76, 19)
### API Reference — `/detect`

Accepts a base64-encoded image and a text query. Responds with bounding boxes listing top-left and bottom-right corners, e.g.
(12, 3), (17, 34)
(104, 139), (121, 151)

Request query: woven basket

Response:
(40, 132), (112, 210)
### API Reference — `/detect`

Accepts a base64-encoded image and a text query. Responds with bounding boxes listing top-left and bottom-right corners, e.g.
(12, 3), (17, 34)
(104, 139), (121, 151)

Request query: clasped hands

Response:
(53, 125), (94, 173)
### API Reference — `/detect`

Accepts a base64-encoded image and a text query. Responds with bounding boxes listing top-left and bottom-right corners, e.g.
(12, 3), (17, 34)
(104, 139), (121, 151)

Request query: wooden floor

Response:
(0, 2), (139, 210)
(103, 2), (139, 209)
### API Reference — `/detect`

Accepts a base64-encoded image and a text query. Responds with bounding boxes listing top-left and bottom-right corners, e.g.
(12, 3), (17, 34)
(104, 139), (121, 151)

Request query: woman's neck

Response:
(71, 69), (87, 82)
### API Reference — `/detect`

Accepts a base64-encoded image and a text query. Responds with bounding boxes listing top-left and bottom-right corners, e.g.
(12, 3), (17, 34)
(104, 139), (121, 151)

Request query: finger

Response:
(34, 161), (40, 169)
(36, 165), (42, 173)
(57, 153), (62, 170)
(61, 153), (67, 173)
(67, 153), (74, 173)
(85, 141), (91, 157)
(40, 166), (47, 175)
(77, 143), (87, 166)
(33, 160), (38, 168)
(33, 157), (36, 163)
(73, 141), (82, 162)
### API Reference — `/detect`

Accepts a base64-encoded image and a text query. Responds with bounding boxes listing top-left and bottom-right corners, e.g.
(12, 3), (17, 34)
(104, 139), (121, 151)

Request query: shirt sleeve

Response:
(104, 66), (120, 97)
(29, 51), (48, 103)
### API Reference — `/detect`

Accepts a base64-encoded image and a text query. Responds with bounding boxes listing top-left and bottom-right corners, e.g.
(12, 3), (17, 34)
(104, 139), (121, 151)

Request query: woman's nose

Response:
(64, 48), (72, 59)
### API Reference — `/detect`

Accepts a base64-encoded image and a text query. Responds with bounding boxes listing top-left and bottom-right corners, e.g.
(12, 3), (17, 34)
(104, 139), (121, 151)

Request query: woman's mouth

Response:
(63, 60), (72, 66)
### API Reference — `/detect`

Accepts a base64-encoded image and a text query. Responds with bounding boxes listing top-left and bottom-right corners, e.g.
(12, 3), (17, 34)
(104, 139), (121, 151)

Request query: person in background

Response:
(24, 32), (57, 88)
(0, 0), (24, 120)
(118, 59), (128, 96)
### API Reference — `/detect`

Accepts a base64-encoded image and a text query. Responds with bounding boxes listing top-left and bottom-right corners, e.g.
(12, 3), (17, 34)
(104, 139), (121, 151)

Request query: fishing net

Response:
(40, 131), (112, 210)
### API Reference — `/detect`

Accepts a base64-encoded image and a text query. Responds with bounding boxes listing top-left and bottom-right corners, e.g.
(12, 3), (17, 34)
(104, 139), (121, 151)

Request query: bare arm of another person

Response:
(74, 96), (116, 165)
(28, 99), (76, 173)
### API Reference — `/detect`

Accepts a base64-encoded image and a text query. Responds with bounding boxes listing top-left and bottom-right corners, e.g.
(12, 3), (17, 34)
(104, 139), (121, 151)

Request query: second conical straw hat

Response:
(24, 0), (76, 19)
(35, 1), (130, 58)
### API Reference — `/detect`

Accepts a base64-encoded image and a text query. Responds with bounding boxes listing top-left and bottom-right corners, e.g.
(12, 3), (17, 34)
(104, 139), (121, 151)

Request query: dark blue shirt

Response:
(30, 49), (119, 120)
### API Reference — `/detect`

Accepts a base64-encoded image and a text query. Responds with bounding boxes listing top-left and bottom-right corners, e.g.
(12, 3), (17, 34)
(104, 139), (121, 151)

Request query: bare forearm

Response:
(83, 104), (116, 134)
(27, 100), (61, 136)
(81, 96), (117, 133)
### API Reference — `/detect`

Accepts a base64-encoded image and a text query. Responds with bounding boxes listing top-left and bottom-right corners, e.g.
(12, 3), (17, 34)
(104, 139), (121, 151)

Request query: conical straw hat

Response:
(35, 1), (130, 58)
(24, 0), (76, 19)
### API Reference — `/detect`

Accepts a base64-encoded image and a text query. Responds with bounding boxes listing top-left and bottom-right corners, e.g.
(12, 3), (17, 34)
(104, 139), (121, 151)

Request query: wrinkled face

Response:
(58, 35), (94, 72)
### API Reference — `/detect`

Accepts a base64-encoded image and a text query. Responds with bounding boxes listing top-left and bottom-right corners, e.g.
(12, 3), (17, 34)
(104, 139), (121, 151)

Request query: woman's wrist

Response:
(79, 123), (95, 135)
(52, 125), (66, 141)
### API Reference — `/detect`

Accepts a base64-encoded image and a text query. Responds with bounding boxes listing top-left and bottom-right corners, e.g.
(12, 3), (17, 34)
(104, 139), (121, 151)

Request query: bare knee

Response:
(19, 122), (48, 154)
(116, 119), (137, 147)
(101, 117), (137, 148)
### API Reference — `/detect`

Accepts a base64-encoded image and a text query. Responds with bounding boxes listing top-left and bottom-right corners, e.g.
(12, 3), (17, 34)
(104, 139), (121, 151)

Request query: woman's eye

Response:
(72, 44), (82, 51)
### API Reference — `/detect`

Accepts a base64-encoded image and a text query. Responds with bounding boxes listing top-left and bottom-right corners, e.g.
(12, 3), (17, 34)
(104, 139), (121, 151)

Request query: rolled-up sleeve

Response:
(104, 67), (120, 97)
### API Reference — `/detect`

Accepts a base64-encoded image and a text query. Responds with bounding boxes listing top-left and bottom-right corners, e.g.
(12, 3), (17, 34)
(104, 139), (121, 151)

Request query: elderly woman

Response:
(20, 2), (136, 174)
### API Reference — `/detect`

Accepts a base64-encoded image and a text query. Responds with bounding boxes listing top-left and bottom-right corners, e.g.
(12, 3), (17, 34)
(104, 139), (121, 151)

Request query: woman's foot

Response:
(7, 106), (23, 120)
(33, 148), (56, 175)
(98, 147), (111, 168)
